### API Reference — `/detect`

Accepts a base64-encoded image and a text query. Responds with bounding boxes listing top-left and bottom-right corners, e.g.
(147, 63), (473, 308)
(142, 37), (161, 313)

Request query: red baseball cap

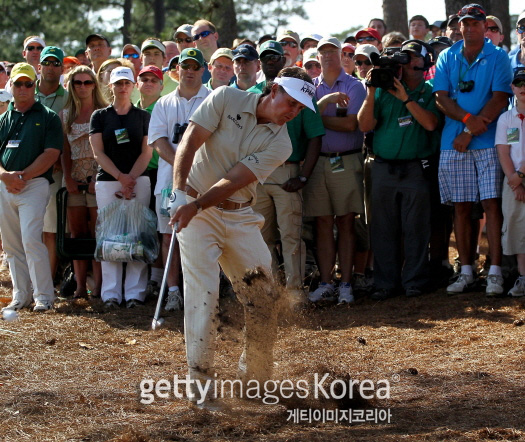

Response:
(355, 27), (381, 42)
(138, 65), (163, 81)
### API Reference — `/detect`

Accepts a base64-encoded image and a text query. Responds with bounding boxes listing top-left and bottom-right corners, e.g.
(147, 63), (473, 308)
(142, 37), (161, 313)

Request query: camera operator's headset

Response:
(400, 39), (436, 71)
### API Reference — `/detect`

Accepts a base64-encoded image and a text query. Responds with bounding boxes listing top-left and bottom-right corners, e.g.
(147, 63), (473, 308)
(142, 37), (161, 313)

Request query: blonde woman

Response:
(61, 65), (108, 298)
(97, 58), (135, 102)
(90, 67), (152, 309)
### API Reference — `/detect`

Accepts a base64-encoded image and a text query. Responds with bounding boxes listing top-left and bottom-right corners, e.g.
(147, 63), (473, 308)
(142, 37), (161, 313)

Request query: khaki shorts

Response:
(303, 153), (364, 217)
(501, 183), (525, 255)
(67, 191), (97, 208)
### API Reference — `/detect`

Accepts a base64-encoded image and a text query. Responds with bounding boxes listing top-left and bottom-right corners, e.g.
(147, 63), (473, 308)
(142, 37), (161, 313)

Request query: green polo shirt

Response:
(35, 83), (68, 113)
(248, 80), (325, 162)
(0, 101), (63, 183)
(136, 98), (159, 170)
(372, 79), (439, 160)
(161, 73), (178, 96)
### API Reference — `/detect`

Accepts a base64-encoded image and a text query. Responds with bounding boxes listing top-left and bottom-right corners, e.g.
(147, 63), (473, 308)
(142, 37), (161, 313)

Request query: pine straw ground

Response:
(1, 259), (525, 442)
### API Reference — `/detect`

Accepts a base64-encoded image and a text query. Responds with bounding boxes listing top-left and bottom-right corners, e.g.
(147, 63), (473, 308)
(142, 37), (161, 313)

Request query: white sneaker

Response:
(33, 299), (54, 312)
(1, 298), (31, 312)
(337, 282), (355, 304)
(308, 283), (336, 303)
(485, 274), (504, 297)
(447, 273), (474, 295)
(508, 276), (525, 297)
(165, 287), (183, 311)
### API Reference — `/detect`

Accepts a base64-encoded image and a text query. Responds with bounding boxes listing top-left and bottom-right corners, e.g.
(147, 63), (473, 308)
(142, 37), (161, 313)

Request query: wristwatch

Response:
(463, 127), (473, 135)
(516, 170), (525, 179)
(298, 175), (308, 183)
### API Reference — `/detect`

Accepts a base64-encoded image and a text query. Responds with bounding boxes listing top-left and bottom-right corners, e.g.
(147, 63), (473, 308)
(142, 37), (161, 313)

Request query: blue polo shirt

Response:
(433, 38), (512, 151)
(509, 48), (524, 73)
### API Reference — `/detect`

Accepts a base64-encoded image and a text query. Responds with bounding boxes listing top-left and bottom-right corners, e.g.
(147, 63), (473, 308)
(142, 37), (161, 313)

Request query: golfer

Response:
(169, 67), (316, 402)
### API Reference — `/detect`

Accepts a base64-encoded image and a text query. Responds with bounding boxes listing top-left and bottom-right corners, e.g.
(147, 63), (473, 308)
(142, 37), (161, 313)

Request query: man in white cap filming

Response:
(168, 66), (315, 403)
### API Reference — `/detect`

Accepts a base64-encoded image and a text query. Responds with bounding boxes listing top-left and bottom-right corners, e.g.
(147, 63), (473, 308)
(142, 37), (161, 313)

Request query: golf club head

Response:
(151, 317), (165, 330)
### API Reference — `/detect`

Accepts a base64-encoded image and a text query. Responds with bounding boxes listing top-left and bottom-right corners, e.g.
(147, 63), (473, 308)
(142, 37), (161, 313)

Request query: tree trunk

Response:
(122, 0), (132, 45)
(445, 0), (467, 17)
(153, 0), (165, 37)
(383, 0), (408, 38)
(210, 0), (238, 48)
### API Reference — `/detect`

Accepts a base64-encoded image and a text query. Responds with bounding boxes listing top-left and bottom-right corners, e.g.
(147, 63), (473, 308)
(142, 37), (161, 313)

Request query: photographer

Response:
(358, 41), (439, 300)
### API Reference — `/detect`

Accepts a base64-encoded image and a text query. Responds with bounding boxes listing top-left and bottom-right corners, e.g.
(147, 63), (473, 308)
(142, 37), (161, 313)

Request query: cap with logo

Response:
(428, 36), (453, 48)
(40, 46), (65, 63)
(300, 34), (323, 49)
(138, 65), (163, 80)
(10, 63), (37, 82)
(141, 39), (166, 54)
(232, 44), (259, 61)
(400, 41), (428, 58)
(457, 3), (486, 22)
(0, 90), (13, 102)
(355, 28), (381, 42)
(277, 30), (300, 45)
(258, 40), (284, 57)
(109, 67), (135, 84)
(513, 68), (525, 84)
(303, 49), (319, 66)
(179, 48), (205, 66)
(317, 36), (342, 50)
(210, 48), (234, 65)
(273, 76), (316, 112)
(175, 24), (193, 38)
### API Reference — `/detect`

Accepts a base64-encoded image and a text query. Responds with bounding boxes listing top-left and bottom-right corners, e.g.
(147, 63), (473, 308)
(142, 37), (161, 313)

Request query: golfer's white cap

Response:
(109, 67), (135, 84)
(273, 76), (316, 112)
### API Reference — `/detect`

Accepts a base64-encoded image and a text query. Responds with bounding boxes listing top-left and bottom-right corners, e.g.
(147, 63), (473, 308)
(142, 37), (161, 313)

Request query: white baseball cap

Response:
(0, 89), (12, 102)
(274, 76), (316, 112)
(109, 67), (135, 84)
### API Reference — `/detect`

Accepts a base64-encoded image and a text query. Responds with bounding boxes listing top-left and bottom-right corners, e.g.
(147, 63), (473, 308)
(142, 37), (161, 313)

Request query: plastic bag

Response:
(95, 198), (159, 263)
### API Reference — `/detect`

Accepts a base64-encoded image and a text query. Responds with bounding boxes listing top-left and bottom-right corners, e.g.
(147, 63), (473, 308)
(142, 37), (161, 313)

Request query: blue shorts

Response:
(438, 148), (503, 205)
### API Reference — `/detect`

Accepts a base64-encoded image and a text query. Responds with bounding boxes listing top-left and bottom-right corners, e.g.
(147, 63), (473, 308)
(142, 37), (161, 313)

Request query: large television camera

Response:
(369, 48), (410, 90)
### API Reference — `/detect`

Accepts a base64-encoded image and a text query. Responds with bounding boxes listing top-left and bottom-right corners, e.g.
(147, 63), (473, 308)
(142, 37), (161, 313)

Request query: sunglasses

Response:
(261, 54), (282, 63)
(486, 26), (500, 33)
(193, 30), (214, 41)
(41, 59), (62, 67)
(305, 62), (321, 69)
(175, 37), (193, 44)
(26, 46), (43, 51)
(179, 63), (201, 71)
(73, 80), (95, 86)
(123, 53), (140, 59)
(13, 81), (35, 88)
(513, 80), (525, 88)
(355, 59), (372, 66)
(458, 5), (485, 18)
(342, 52), (355, 59)
(139, 77), (160, 83)
(517, 25), (525, 34)
(280, 41), (298, 48)
(356, 36), (377, 43)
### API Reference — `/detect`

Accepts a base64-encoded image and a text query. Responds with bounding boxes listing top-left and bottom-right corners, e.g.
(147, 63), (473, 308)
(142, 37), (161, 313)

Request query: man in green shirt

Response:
(250, 43), (324, 301)
(0, 63), (63, 312)
(357, 40), (439, 300)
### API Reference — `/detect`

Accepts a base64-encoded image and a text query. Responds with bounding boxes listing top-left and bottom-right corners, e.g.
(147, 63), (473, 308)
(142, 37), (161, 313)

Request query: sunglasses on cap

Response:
(13, 81), (35, 88)
(356, 36), (377, 43)
(193, 30), (214, 41)
(123, 53), (140, 59)
(260, 54), (282, 63)
(517, 25), (525, 34)
(176, 37), (193, 44)
(457, 5), (485, 18)
(26, 45), (43, 51)
(355, 59), (372, 66)
(280, 41), (298, 48)
(73, 80), (95, 86)
(233, 47), (255, 57)
(342, 52), (355, 58)
(41, 59), (62, 67)
(513, 80), (525, 87)
(179, 63), (201, 71)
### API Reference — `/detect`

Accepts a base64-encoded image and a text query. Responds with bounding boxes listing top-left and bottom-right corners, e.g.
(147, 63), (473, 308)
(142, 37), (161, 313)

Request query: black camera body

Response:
(172, 123), (188, 144)
(369, 50), (410, 90)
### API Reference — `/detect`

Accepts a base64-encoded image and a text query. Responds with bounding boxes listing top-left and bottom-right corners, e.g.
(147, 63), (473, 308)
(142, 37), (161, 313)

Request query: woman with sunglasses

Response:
(61, 66), (108, 298)
(341, 43), (356, 77)
(90, 67), (152, 309)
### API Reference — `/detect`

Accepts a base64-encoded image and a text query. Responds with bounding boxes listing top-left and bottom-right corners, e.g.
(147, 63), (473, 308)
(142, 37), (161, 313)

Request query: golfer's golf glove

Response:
(168, 189), (188, 218)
